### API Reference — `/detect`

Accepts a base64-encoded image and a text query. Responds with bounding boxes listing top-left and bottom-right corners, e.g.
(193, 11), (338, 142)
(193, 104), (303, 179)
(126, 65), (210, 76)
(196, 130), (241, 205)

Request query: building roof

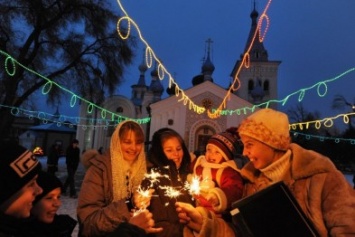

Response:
(29, 122), (76, 133)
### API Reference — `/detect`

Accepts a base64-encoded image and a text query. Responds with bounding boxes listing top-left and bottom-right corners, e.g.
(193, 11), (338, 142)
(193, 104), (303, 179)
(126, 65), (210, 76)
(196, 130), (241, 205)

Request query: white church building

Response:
(77, 6), (281, 154)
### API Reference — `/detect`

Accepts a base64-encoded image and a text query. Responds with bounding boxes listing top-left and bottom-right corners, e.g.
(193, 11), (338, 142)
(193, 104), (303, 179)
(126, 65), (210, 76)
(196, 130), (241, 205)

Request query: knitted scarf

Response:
(110, 121), (147, 201)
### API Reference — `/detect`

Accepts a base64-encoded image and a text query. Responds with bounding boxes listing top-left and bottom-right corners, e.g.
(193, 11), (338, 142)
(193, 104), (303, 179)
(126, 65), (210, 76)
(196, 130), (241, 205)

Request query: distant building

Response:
(18, 108), (77, 155)
(77, 6), (281, 153)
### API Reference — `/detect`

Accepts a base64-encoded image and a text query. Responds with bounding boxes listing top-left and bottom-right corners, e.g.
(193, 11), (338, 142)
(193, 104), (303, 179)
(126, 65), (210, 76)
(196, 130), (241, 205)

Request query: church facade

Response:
(77, 6), (281, 154)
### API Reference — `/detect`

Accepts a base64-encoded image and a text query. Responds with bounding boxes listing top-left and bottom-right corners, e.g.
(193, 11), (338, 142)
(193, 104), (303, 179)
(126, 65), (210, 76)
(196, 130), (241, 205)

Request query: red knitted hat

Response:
(207, 130), (241, 161)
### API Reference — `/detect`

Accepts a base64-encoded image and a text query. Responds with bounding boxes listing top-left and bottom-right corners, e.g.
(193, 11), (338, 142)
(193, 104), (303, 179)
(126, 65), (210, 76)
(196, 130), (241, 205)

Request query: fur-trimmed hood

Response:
(241, 143), (336, 182)
(80, 149), (100, 170)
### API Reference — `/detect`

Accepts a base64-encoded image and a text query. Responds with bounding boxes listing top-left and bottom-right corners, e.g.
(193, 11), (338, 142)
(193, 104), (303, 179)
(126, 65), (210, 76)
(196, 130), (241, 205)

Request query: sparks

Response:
(184, 175), (202, 196)
(161, 186), (181, 199)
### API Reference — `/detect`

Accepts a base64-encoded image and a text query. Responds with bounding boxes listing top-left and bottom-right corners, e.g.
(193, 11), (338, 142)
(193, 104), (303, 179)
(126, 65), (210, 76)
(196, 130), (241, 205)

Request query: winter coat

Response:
(77, 121), (147, 237)
(77, 150), (134, 236)
(241, 143), (355, 237)
(22, 214), (77, 237)
(141, 162), (194, 237)
(191, 156), (243, 216)
(0, 212), (28, 237)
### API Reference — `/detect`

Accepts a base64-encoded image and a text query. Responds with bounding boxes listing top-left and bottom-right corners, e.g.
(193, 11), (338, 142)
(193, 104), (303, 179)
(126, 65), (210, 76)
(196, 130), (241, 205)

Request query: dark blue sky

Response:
(117, 0), (355, 118)
(51, 0), (355, 130)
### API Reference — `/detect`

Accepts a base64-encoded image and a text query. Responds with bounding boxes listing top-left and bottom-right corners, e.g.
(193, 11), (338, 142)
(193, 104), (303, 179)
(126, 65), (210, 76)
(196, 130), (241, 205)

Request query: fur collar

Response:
(241, 143), (336, 182)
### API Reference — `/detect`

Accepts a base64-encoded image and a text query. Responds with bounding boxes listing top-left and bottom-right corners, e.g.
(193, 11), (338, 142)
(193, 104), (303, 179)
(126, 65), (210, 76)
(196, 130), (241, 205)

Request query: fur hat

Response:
(238, 108), (291, 151)
(207, 129), (241, 161)
(34, 170), (63, 204)
(0, 141), (41, 205)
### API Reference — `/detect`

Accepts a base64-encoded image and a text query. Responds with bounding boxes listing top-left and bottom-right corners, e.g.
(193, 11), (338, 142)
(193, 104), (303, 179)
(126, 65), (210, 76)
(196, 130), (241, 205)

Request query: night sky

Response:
(49, 0), (355, 131)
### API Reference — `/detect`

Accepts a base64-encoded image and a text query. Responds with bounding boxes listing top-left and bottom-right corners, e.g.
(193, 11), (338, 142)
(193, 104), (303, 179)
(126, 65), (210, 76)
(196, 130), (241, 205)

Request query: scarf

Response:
(110, 121), (147, 201)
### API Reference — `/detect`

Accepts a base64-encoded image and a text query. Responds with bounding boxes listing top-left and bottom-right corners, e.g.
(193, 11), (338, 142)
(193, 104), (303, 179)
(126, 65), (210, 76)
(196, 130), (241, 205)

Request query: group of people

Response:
(77, 108), (355, 237)
(1, 108), (355, 237)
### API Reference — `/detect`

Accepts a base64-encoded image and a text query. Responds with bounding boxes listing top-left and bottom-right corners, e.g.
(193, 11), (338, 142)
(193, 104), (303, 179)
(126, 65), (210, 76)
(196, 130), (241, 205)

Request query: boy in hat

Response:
(190, 128), (243, 218)
(0, 141), (42, 236)
(24, 170), (77, 236)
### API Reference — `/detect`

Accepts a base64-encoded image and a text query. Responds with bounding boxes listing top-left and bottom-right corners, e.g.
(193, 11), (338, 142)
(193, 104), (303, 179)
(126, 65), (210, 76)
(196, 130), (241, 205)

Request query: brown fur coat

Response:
(241, 143), (355, 236)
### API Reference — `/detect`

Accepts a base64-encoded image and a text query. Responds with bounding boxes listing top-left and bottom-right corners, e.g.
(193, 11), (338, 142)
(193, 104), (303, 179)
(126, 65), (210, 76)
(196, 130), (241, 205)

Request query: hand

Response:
(175, 202), (203, 233)
(206, 192), (219, 207)
(133, 189), (155, 209)
(129, 210), (163, 234)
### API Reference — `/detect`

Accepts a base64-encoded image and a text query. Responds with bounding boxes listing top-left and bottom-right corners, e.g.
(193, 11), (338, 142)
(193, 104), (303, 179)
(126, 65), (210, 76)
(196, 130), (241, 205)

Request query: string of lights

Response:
(290, 131), (355, 145)
(1, 1), (354, 139)
(0, 49), (150, 125)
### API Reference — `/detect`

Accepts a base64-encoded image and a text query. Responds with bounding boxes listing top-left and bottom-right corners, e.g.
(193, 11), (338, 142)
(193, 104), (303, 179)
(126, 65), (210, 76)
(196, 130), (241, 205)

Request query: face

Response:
(240, 135), (279, 170)
(31, 187), (61, 223)
(205, 144), (224, 164)
(162, 137), (184, 168)
(120, 129), (144, 164)
(4, 176), (43, 218)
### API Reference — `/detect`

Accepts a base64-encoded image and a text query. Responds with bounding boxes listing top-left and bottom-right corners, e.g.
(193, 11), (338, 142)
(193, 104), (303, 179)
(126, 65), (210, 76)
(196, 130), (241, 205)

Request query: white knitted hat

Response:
(238, 108), (291, 151)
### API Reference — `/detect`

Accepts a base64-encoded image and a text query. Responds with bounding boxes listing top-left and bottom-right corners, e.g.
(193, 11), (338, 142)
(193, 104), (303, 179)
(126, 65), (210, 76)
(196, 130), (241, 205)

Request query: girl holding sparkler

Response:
(77, 121), (162, 236)
(134, 128), (194, 237)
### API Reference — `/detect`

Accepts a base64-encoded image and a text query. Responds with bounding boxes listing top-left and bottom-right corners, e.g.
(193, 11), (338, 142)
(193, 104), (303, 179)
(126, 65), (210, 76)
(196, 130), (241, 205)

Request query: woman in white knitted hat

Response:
(77, 121), (162, 236)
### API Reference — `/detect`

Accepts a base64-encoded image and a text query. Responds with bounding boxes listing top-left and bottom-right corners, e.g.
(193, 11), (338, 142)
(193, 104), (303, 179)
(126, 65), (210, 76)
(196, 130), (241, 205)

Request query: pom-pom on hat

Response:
(207, 129), (242, 161)
(238, 108), (291, 151)
(34, 170), (63, 204)
(0, 141), (41, 205)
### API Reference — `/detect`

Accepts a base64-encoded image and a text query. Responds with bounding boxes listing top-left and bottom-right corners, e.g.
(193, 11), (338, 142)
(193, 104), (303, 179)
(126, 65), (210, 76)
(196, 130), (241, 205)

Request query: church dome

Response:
(192, 74), (205, 86)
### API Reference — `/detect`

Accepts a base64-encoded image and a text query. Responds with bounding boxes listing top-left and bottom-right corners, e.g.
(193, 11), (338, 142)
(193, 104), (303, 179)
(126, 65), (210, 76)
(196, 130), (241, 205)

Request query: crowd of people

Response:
(1, 108), (355, 237)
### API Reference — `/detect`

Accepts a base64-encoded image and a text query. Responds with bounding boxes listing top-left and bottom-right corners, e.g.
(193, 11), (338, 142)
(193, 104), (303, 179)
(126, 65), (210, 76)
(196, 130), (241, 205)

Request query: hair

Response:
(148, 128), (190, 175)
(118, 121), (144, 144)
(71, 139), (79, 144)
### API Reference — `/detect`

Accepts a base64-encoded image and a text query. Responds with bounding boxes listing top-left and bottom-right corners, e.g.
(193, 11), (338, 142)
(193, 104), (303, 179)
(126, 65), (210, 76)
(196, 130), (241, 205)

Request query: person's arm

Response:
(77, 164), (162, 236)
(175, 202), (235, 237)
(77, 165), (131, 236)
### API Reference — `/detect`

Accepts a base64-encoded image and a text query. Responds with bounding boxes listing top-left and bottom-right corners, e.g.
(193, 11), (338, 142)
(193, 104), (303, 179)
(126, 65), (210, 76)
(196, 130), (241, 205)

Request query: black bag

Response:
(230, 181), (318, 237)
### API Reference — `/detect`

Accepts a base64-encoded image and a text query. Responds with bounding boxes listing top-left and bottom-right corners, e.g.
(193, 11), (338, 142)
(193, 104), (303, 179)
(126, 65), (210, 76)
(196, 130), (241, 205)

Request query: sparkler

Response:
(184, 175), (202, 196)
(144, 168), (169, 187)
(134, 167), (204, 209)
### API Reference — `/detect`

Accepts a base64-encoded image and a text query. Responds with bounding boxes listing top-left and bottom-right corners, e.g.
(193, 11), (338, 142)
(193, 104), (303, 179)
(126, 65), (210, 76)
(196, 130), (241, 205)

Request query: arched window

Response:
(263, 80), (269, 92)
(248, 79), (254, 92)
(195, 126), (215, 155)
(116, 106), (123, 113)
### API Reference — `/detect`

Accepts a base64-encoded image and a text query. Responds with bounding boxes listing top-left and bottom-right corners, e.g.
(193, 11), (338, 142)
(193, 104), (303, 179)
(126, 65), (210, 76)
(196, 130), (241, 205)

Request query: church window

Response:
(248, 79), (254, 92)
(202, 98), (212, 109)
(264, 80), (269, 92)
(116, 106), (123, 113)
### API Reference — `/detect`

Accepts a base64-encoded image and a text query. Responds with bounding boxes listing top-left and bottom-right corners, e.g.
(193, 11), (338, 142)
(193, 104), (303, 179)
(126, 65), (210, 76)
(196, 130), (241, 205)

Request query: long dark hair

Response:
(148, 128), (190, 175)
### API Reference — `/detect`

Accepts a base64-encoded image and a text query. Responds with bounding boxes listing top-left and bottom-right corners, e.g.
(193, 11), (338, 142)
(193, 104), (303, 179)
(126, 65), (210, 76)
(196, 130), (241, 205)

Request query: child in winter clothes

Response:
(23, 170), (77, 237)
(190, 128), (244, 220)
